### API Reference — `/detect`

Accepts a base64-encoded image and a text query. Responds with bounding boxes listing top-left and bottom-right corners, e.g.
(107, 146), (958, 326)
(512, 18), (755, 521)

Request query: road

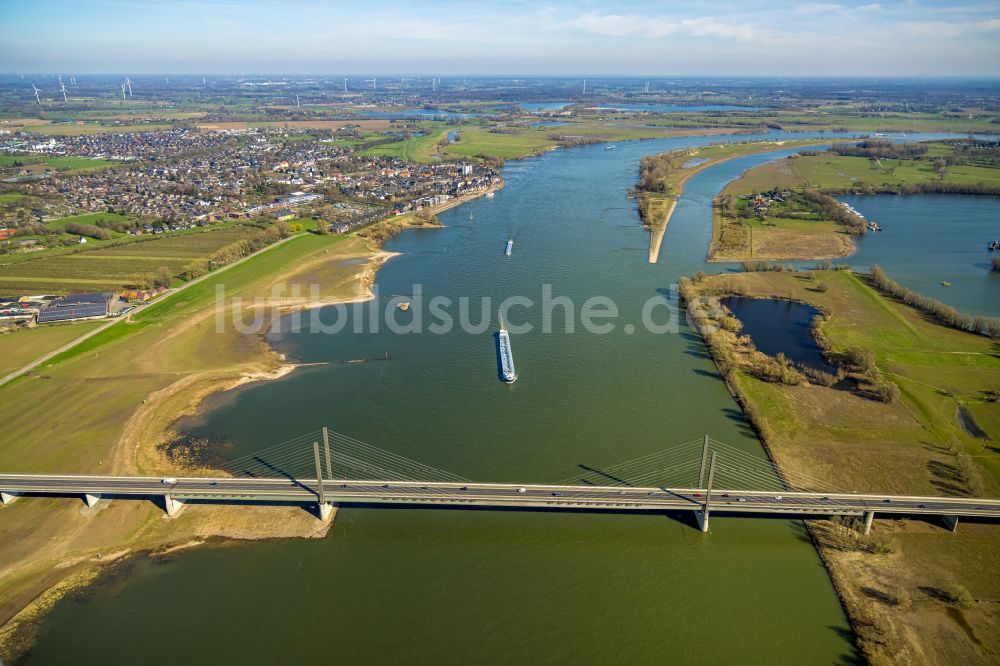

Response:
(3, 474), (1000, 520)
(0, 233), (300, 388)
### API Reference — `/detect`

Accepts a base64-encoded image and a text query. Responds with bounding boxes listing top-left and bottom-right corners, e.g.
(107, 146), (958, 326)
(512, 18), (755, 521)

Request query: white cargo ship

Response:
(497, 318), (517, 383)
(505, 239), (513, 256)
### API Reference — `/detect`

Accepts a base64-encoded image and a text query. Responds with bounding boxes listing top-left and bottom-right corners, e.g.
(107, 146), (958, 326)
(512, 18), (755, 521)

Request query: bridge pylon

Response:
(697, 451), (717, 533)
(313, 440), (335, 522)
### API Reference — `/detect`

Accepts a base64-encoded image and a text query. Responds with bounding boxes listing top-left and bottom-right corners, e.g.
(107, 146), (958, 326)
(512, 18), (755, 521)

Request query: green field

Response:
(443, 127), (558, 159)
(689, 269), (1000, 492)
(44, 212), (132, 233)
(685, 269), (1000, 664)
(725, 143), (1000, 194)
(0, 226), (262, 294)
(8, 122), (173, 136)
(361, 125), (458, 162)
(0, 155), (117, 171)
(0, 321), (105, 377)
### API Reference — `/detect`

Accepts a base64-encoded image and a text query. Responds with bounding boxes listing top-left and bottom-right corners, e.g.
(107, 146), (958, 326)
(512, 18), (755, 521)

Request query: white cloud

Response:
(571, 12), (758, 40)
(790, 3), (844, 16)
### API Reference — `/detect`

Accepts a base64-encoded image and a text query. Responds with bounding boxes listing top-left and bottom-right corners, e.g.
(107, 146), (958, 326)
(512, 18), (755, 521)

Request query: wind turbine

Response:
(295, 94), (301, 109)
(125, 77), (133, 96)
(582, 79), (587, 95)
(432, 77), (436, 92)
(31, 84), (41, 104)
(120, 83), (127, 101)
(59, 81), (68, 101)
(202, 76), (207, 85)
(644, 81), (650, 93)
(367, 77), (376, 90)
(343, 78), (348, 93)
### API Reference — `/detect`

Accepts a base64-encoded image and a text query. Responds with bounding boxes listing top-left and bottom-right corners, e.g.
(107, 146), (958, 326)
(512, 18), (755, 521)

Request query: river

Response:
(27, 131), (978, 665)
(840, 193), (1000, 317)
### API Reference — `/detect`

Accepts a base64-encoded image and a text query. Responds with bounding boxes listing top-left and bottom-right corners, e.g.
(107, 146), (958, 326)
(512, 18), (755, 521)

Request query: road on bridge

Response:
(3, 474), (1000, 521)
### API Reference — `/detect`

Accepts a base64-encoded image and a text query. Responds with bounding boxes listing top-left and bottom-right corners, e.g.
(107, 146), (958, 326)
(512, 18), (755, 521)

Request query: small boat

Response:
(605, 144), (616, 150)
(505, 239), (513, 256)
(485, 192), (495, 198)
(941, 281), (951, 287)
(469, 213), (475, 220)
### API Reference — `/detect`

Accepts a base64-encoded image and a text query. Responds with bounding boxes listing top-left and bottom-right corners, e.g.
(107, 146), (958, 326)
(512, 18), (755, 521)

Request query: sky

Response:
(3, 0), (999, 76)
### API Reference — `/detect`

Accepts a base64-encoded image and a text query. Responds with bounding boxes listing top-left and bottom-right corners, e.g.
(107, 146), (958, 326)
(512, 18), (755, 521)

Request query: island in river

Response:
(708, 138), (1000, 261)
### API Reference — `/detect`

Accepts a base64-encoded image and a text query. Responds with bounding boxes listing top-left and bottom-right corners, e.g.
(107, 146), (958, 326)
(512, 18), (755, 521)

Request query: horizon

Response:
(4, 0), (1000, 76)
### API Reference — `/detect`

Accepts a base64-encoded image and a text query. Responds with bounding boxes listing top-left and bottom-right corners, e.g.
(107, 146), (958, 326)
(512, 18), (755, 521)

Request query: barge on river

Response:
(497, 319), (517, 383)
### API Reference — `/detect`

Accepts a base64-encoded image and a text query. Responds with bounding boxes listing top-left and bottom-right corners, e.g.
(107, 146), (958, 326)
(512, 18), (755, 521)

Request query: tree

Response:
(154, 266), (174, 288)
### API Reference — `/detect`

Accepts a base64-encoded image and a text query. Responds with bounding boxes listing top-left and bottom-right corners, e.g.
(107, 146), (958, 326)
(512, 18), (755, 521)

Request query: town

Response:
(0, 123), (500, 324)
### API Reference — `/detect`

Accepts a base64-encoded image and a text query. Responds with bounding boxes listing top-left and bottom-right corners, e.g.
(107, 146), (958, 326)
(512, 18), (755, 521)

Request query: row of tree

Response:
(869, 265), (1000, 338)
(829, 139), (928, 159)
(64, 222), (112, 240)
(821, 180), (1000, 196)
(176, 222), (291, 282)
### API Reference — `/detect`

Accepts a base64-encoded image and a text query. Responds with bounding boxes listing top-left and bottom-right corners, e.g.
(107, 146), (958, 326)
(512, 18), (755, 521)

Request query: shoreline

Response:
(639, 139), (831, 264)
(0, 182), (484, 663)
(680, 269), (1000, 663)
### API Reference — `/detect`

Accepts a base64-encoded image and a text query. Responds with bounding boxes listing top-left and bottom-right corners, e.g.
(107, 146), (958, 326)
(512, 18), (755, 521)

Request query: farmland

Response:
(361, 125), (458, 162)
(0, 120), (173, 135)
(0, 226), (265, 294)
(724, 142), (1000, 194)
(0, 321), (105, 377)
(0, 155), (117, 171)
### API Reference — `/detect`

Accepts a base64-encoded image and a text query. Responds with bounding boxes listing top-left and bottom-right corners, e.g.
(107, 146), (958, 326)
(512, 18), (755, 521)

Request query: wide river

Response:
(24, 131), (989, 664)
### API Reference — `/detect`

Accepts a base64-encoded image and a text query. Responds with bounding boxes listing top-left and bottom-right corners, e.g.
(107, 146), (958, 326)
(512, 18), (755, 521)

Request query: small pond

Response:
(722, 297), (837, 374)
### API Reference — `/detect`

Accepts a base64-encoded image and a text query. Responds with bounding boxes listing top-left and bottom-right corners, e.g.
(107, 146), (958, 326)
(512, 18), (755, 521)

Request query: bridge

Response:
(2, 429), (998, 534)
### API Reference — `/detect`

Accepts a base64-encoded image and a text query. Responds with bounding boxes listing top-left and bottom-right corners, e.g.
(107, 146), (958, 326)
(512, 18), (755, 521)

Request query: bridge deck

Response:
(3, 474), (1000, 519)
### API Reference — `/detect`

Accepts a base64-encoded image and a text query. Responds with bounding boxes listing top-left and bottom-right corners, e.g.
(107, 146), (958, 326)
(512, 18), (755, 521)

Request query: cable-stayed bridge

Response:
(2, 429), (998, 534)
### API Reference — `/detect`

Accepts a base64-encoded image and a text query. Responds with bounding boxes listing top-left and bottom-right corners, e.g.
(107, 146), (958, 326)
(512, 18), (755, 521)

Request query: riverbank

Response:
(0, 235), (384, 661)
(705, 139), (1000, 262)
(0, 165), (508, 660)
(358, 179), (504, 245)
(680, 268), (1000, 664)
(634, 139), (831, 263)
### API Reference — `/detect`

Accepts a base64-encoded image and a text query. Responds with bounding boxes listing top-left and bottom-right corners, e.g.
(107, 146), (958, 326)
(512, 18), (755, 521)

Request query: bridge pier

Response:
(317, 502), (335, 522)
(163, 494), (185, 517)
(1, 491), (19, 506)
(862, 510), (875, 535)
(943, 515), (959, 533)
(696, 511), (709, 533)
(83, 493), (102, 508)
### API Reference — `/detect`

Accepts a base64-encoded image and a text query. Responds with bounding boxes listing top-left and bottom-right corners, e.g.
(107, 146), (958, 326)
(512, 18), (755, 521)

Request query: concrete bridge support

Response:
(83, 493), (102, 508)
(862, 510), (875, 535)
(943, 515), (959, 533)
(1, 491), (19, 505)
(317, 502), (334, 522)
(163, 494), (185, 517)
(696, 511), (709, 533)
